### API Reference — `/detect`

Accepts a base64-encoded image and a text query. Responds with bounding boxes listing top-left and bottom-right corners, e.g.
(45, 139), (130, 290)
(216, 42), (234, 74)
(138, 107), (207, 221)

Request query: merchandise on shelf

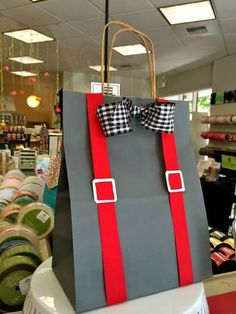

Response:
(0, 170), (54, 312)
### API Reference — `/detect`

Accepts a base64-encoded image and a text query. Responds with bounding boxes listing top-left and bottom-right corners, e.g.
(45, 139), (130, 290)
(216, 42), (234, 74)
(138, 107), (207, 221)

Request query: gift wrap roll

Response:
(0, 224), (38, 249)
(17, 203), (54, 239)
(0, 255), (38, 312)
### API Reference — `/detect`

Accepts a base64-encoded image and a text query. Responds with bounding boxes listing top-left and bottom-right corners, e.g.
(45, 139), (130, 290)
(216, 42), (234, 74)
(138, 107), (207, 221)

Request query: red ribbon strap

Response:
(86, 93), (127, 305)
(161, 132), (194, 285)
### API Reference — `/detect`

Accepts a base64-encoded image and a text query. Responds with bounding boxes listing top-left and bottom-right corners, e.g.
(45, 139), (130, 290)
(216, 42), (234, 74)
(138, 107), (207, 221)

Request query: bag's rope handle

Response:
(101, 21), (156, 99)
(108, 28), (155, 98)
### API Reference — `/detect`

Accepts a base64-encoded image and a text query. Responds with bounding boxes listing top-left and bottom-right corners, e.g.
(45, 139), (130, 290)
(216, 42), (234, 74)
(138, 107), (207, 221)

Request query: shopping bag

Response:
(52, 21), (212, 313)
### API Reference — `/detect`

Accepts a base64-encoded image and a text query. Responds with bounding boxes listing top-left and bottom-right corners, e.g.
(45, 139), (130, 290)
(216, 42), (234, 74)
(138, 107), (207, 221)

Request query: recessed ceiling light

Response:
(113, 44), (147, 56)
(4, 29), (54, 43)
(159, 1), (215, 25)
(89, 65), (118, 72)
(11, 71), (38, 77)
(9, 56), (44, 64)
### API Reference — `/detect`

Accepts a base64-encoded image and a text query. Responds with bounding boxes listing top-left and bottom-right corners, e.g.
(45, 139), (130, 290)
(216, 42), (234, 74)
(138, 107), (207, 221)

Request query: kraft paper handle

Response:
(101, 21), (156, 98)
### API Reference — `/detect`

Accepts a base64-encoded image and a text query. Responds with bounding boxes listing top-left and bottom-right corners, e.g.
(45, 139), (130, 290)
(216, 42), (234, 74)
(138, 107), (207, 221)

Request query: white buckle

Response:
(165, 170), (185, 193)
(92, 178), (117, 204)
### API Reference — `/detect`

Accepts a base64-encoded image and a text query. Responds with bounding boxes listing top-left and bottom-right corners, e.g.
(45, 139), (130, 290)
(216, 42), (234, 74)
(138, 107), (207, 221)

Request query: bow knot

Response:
(97, 98), (175, 137)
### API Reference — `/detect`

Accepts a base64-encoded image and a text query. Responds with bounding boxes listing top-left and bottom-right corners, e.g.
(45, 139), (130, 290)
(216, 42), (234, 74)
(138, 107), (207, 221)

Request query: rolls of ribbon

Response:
(20, 176), (45, 189)
(12, 190), (38, 207)
(5, 170), (25, 181)
(223, 237), (235, 249)
(17, 202), (54, 239)
(217, 245), (235, 259)
(211, 251), (236, 274)
(210, 230), (226, 240)
(0, 220), (12, 231)
(0, 255), (38, 312)
(0, 239), (31, 255)
(0, 177), (23, 190)
(0, 204), (22, 222)
(210, 236), (222, 248)
(0, 243), (42, 266)
(0, 224), (38, 249)
(19, 184), (44, 202)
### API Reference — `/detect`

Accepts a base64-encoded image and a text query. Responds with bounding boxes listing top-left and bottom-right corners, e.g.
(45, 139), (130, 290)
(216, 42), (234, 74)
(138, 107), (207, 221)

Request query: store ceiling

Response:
(0, 0), (235, 77)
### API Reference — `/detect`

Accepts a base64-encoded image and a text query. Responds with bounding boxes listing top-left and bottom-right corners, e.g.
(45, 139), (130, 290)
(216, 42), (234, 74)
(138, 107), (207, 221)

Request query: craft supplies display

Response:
(209, 227), (236, 274)
(0, 169), (54, 311)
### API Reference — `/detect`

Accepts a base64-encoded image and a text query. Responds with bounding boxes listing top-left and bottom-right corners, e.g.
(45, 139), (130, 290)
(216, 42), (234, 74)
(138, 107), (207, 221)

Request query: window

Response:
(197, 89), (212, 113)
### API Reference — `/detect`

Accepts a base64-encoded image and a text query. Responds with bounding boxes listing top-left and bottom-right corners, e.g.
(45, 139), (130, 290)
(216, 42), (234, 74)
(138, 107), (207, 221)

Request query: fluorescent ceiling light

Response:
(9, 56), (44, 64)
(113, 44), (147, 56)
(159, 1), (215, 25)
(11, 71), (38, 77)
(89, 65), (118, 72)
(4, 29), (54, 43)
(29, 0), (47, 2)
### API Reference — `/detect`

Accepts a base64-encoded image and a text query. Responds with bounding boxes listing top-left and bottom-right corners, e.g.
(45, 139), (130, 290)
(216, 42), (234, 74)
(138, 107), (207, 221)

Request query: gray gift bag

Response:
(52, 90), (212, 313)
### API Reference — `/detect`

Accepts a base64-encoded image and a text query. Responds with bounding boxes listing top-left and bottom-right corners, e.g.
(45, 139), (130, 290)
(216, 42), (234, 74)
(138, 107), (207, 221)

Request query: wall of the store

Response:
(212, 54), (236, 92)
(158, 64), (213, 97)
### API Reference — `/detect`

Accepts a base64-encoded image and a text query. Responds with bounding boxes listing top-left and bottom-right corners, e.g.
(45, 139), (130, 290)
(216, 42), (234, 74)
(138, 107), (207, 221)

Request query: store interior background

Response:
(0, 0), (235, 157)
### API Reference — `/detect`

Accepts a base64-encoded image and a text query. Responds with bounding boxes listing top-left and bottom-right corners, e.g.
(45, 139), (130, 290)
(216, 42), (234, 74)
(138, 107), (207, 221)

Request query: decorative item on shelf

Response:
(9, 90), (17, 97)
(224, 90), (236, 103)
(211, 92), (224, 105)
(27, 95), (41, 108)
(2, 64), (9, 72)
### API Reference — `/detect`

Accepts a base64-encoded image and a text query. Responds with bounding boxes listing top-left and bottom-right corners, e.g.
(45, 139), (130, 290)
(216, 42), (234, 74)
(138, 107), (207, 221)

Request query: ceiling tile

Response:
(88, 0), (152, 14)
(34, 23), (85, 40)
(0, 0), (29, 10)
(2, 4), (63, 27)
(69, 17), (106, 37)
(219, 18), (236, 34)
(0, 15), (22, 32)
(35, 0), (103, 22)
(214, 0), (236, 19)
(111, 9), (167, 31)
(145, 26), (179, 42)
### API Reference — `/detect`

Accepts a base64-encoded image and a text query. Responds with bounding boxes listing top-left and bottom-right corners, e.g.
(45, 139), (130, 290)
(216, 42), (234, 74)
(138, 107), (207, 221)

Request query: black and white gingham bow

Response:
(96, 98), (175, 137)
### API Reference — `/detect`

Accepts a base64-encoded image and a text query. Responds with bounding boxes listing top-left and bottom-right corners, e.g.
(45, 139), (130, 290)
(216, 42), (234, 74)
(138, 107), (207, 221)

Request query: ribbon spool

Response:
(0, 204), (22, 222)
(0, 255), (38, 311)
(12, 191), (38, 207)
(211, 251), (236, 274)
(210, 229), (226, 240)
(0, 243), (42, 265)
(0, 224), (38, 249)
(0, 239), (31, 255)
(17, 202), (54, 240)
(210, 236), (222, 248)
(5, 170), (25, 181)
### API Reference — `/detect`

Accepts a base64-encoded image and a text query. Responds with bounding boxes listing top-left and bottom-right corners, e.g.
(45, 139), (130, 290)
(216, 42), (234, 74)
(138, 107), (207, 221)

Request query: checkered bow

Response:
(96, 98), (176, 137)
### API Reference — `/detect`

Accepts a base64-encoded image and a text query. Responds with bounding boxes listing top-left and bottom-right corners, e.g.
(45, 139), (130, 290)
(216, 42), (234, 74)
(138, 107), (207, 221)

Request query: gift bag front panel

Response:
(62, 91), (211, 312)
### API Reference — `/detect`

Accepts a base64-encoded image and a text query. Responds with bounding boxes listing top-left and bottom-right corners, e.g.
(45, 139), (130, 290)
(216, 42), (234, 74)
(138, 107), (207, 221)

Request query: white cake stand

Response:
(23, 257), (209, 314)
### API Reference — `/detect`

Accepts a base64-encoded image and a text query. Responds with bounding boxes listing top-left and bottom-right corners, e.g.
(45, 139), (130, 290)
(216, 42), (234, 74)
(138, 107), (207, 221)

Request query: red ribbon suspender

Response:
(159, 98), (194, 285)
(86, 93), (127, 305)
(86, 94), (194, 304)
(161, 133), (194, 285)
